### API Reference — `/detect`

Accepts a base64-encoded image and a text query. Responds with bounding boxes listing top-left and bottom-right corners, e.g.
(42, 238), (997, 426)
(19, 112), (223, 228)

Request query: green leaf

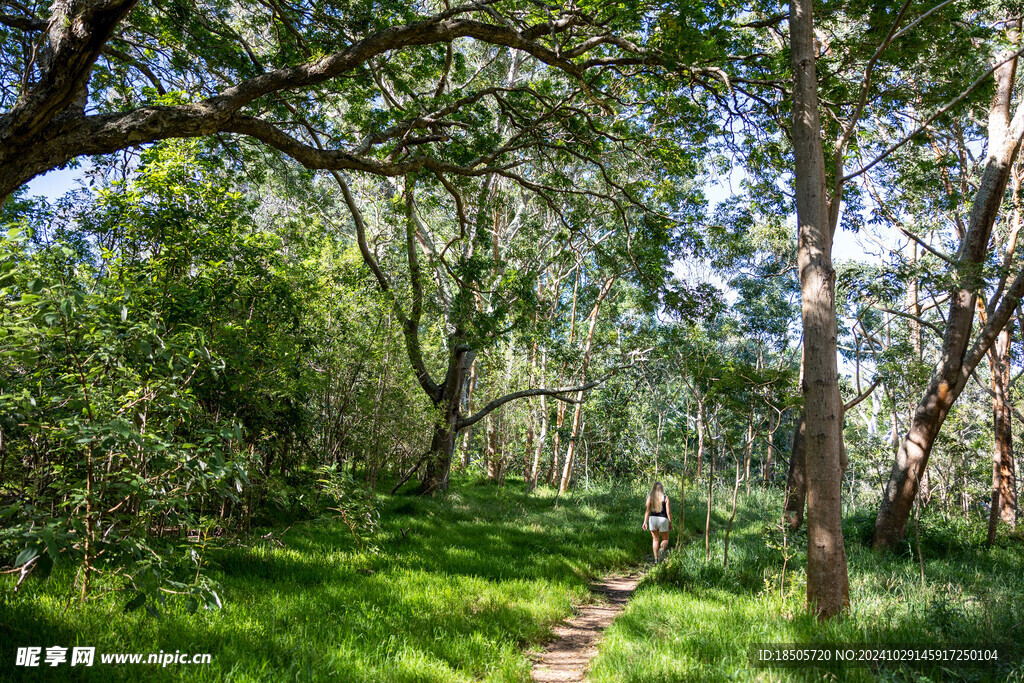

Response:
(15, 546), (39, 567)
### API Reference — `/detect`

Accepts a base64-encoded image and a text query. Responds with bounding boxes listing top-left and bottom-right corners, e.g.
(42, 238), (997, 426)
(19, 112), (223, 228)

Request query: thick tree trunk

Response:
(422, 416), (458, 495)
(873, 37), (1024, 549)
(791, 0), (850, 618)
(419, 344), (475, 494)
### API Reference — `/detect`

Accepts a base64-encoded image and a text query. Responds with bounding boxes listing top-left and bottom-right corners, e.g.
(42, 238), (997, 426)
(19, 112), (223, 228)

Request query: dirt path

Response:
(530, 571), (642, 682)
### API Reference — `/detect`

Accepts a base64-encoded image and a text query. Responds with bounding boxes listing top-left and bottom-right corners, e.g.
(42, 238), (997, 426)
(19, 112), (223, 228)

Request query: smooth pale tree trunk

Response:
(548, 401), (565, 485)
(532, 391), (548, 491)
(551, 272), (580, 487)
(530, 350), (549, 491)
(558, 276), (616, 494)
(873, 34), (1024, 549)
(460, 360), (477, 469)
(988, 322), (1017, 545)
(790, 0), (850, 617)
(559, 402), (584, 492)
(525, 343), (538, 484)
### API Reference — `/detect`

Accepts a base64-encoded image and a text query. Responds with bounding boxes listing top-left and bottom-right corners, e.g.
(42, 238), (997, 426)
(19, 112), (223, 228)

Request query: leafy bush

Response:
(0, 226), (243, 607)
(316, 464), (379, 551)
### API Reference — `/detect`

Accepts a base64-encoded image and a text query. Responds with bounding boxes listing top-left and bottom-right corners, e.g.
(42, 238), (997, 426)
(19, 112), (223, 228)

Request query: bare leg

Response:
(651, 530), (660, 561)
(659, 531), (670, 554)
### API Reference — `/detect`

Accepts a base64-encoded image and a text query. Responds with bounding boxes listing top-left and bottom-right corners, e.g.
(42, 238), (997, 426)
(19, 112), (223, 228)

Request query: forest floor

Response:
(588, 489), (1024, 682)
(1, 477), (646, 682)
(531, 571), (641, 682)
(3, 477), (1024, 682)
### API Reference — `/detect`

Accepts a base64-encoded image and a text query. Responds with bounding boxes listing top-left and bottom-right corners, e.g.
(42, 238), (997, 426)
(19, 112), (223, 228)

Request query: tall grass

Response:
(588, 487), (1024, 682)
(1, 476), (649, 682)
(6, 479), (1021, 682)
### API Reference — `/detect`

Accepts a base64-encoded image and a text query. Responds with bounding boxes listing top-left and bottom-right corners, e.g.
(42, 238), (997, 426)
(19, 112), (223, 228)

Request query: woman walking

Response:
(643, 481), (671, 563)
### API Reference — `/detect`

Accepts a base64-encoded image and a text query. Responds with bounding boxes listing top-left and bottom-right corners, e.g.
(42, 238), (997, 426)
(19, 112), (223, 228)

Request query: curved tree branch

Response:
(457, 379), (602, 431)
(1, 1), (668, 198)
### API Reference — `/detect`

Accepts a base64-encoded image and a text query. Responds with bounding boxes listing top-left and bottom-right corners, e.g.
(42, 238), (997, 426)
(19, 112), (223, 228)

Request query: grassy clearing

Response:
(7, 478), (1023, 682)
(1, 476), (647, 682)
(588, 487), (1024, 682)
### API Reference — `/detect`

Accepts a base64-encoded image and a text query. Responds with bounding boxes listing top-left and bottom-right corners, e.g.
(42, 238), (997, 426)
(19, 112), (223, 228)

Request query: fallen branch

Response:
(390, 450), (433, 494)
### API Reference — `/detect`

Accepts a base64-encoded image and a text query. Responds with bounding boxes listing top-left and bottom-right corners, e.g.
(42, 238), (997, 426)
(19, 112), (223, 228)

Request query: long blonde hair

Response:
(648, 481), (665, 510)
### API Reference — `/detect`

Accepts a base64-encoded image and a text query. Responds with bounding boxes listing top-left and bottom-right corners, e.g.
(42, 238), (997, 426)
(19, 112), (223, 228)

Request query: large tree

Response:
(1, 0), (716, 493)
(0, 0), (691, 197)
(872, 20), (1024, 549)
(788, 0), (849, 619)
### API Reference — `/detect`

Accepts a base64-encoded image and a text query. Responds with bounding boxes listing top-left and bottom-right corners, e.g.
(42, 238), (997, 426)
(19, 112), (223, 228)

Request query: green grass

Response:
(1, 476), (647, 682)
(588, 487), (1024, 682)
(6, 479), (1024, 682)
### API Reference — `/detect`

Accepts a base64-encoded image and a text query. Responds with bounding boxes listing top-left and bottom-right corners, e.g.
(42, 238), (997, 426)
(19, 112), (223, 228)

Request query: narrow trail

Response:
(530, 570), (643, 682)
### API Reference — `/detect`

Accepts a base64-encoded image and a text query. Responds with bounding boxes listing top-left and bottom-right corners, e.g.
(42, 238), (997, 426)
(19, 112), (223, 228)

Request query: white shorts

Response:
(649, 516), (669, 532)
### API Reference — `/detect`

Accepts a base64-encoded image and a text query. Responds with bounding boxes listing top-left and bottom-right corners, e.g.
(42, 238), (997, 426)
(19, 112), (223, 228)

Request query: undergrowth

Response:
(589, 487), (1024, 682)
(1, 476), (646, 682)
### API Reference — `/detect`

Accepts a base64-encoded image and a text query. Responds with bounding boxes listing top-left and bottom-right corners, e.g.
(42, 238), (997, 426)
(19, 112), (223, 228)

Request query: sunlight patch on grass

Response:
(589, 489), (1024, 683)
(1, 476), (648, 681)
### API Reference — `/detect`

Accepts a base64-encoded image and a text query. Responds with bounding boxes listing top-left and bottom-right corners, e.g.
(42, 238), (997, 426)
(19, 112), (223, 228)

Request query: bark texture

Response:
(790, 0), (850, 618)
(419, 344), (475, 494)
(987, 322), (1017, 546)
(0, 2), (662, 200)
(873, 36), (1024, 549)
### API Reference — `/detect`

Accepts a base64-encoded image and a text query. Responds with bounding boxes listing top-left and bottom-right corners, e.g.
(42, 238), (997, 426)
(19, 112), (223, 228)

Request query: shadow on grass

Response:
(0, 477), (653, 683)
(591, 491), (1024, 683)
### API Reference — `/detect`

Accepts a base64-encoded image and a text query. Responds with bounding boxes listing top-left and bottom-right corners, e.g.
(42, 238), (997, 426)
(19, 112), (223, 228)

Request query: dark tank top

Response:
(650, 497), (668, 518)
